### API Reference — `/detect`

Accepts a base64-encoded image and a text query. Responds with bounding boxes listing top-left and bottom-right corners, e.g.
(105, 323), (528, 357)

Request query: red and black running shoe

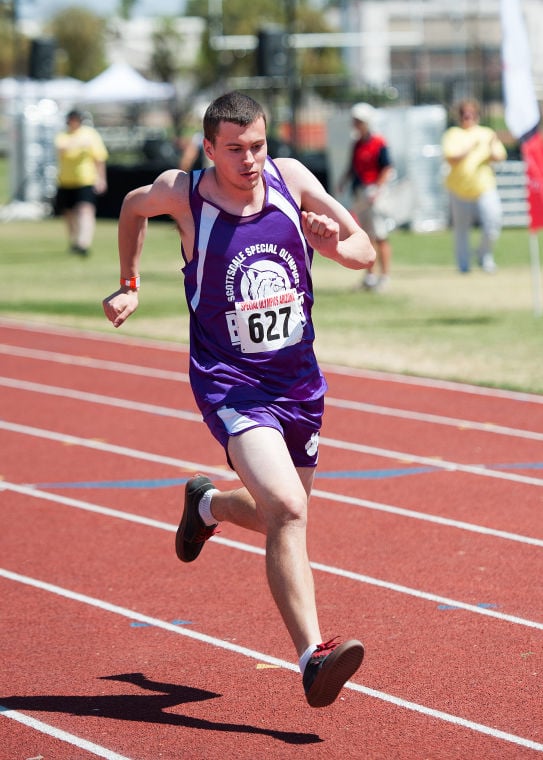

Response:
(303, 638), (364, 708)
(175, 475), (218, 563)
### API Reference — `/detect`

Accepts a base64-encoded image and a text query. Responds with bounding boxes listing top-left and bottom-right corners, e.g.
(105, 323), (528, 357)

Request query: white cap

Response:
(351, 102), (376, 127)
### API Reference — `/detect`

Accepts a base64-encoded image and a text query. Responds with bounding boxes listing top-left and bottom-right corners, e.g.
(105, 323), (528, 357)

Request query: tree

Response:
(185, 0), (344, 91)
(49, 7), (107, 81)
(295, 4), (344, 83)
(118, 0), (138, 20)
(150, 17), (195, 134)
(150, 17), (185, 83)
(0, 2), (30, 77)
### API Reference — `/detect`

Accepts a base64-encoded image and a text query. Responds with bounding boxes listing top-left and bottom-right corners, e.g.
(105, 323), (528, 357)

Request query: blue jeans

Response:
(449, 189), (502, 272)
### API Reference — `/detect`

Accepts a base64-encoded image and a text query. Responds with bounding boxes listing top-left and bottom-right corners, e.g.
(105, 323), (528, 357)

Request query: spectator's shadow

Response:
(1, 672), (322, 745)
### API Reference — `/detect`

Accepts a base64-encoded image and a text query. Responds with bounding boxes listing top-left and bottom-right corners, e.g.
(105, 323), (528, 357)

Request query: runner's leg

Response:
(218, 426), (322, 657)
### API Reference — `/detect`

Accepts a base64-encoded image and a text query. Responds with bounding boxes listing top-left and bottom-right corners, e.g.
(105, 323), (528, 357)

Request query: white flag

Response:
(500, 0), (540, 139)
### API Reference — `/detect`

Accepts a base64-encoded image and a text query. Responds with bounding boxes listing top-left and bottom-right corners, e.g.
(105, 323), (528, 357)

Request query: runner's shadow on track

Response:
(1, 672), (322, 746)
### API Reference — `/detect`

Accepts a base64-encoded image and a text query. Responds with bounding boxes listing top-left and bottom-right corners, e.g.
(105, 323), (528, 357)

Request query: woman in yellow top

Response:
(442, 99), (507, 273)
(55, 110), (108, 256)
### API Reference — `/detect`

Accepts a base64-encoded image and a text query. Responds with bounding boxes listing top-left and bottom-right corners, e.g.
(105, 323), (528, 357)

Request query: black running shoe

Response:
(175, 476), (218, 563)
(303, 638), (364, 708)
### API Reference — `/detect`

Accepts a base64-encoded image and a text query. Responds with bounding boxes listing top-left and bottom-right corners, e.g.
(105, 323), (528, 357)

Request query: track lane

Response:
(1, 373), (541, 485)
(2, 377), (543, 541)
(2, 320), (543, 758)
(2, 417), (543, 547)
(2, 464), (542, 745)
(1, 548), (542, 756)
(2, 318), (543, 432)
(3, 472), (543, 633)
(3, 574), (541, 760)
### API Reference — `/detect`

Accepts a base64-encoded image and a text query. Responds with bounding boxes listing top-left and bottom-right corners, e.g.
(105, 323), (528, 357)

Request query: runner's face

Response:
(204, 117), (267, 190)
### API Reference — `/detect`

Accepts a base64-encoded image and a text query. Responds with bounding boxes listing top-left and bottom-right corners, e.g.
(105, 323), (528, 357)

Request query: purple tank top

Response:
(182, 156), (327, 418)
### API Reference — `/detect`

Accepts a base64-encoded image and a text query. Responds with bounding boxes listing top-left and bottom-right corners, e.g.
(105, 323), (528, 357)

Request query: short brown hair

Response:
(203, 92), (266, 143)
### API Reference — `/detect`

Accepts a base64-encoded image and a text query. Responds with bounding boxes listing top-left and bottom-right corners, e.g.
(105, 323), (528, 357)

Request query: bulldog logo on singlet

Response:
(242, 262), (289, 301)
(225, 258), (305, 354)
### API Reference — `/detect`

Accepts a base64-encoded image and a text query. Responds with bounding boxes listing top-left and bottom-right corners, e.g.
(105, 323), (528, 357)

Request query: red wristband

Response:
(120, 276), (140, 290)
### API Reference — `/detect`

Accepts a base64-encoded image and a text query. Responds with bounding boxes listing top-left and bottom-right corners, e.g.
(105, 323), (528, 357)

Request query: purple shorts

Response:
(204, 397), (324, 469)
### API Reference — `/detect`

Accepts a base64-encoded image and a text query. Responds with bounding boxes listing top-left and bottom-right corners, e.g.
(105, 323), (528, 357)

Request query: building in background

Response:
(105, 17), (204, 72)
(3, 1), (540, 227)
(334, 0), (543, 104)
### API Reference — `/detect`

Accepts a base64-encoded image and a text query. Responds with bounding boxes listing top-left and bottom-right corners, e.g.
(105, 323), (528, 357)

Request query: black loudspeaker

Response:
(256, 29), (288, 77)
(29, 39), (56, 80)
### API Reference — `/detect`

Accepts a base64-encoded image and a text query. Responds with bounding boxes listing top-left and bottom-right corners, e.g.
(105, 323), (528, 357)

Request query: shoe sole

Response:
(175, 475), (213, 563)
(305, 640), (364, 708)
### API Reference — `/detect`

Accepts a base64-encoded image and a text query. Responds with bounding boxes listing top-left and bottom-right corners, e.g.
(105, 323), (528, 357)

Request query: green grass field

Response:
(1, 213), (542, 394)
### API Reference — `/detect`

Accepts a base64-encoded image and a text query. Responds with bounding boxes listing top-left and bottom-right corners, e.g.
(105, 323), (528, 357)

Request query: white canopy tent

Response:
(77, 62), (175, 104)
(1, 64), (175, 213)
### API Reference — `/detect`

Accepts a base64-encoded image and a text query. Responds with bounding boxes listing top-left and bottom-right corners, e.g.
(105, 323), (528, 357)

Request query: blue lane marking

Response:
(316, 467), (439, 480)
(31, 478), (190, 489)
(438, 603), (498, 611)
(29, 461), (543, 490)
(30, 468), (440, 489)
(130, 619), (193, 628)
(491, 462), (543, 471)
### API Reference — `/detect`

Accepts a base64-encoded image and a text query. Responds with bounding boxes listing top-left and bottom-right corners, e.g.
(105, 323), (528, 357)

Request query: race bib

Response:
(234, 288), (304, 354)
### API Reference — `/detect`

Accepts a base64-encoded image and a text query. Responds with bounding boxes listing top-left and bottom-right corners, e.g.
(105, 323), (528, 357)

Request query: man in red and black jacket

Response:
(340, 103), (394, 292)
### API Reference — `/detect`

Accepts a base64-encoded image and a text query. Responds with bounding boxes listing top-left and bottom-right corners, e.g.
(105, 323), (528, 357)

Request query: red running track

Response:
(1, 318), (542, 760)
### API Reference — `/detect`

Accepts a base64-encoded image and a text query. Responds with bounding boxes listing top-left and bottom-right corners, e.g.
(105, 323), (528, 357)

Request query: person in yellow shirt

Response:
(55, 110), (108, 256)
(442, 99), (507, 273)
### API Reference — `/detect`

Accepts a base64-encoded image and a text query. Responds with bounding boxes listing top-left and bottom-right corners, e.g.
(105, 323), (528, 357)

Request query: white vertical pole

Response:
(529, 232), (543, 317)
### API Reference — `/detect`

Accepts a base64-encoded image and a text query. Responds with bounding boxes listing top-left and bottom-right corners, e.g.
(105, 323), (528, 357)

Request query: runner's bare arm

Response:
(275, 157), (376, 270)
(103, 170), (189, 328)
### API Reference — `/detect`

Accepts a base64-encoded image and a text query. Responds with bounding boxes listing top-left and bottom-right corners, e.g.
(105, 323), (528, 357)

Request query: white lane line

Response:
(1, 407), (542, 489)
(325, 396), (543, 442)
(0, 706), (132, 760)
(319, 435), (543, 487)
(3, 462), (543, 550)
(2, 345), (543, 441)
(0, 320), (185, 353)
(2, 481), (543, 630)
(0, 346), (190, 382)
(2, 322), (543, 404)
(1, 422), (542, 546)
(0, 377), (201, 422)
(322, 360), (543, 405)
(0, 420), (238, 481)
(1, 481), (179, 532)
(1, 568), (542, 754)
(310, 488), (543, 548)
